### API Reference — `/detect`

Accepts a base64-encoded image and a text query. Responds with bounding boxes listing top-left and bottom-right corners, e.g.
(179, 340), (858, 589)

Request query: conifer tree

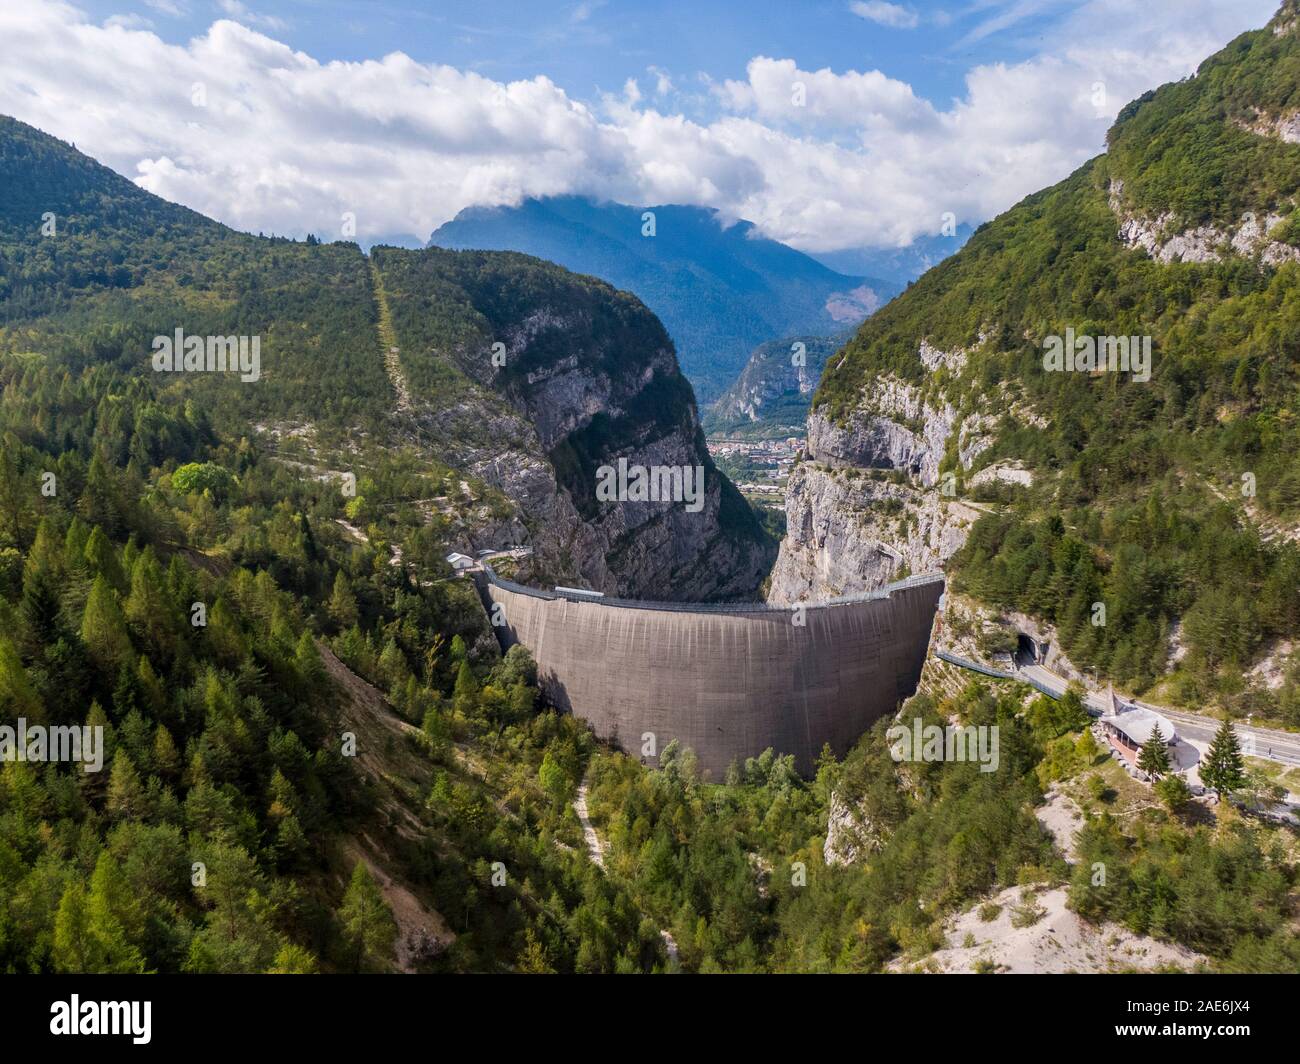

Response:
(81, 526), (113, 579)
(1137, 724), (1171, 780)
(339, 861), (397, 973)
(328, 570), (358, 629)
(1201, 718), (1246, 795)
(80, 573), (132, 671)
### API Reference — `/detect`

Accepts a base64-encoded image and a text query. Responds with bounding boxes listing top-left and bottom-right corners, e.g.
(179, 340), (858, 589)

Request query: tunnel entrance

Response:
(1015, 632), (1048, 668)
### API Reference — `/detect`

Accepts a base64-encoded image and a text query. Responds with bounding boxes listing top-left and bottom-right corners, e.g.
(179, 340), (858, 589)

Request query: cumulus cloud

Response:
(0, 0), (1279, 252)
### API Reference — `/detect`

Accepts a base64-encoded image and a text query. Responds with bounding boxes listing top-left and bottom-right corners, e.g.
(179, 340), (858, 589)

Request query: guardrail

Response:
(933, 648), (1015, 679)
(480, 565), (944, 616)
(931, 650), (1072, 704)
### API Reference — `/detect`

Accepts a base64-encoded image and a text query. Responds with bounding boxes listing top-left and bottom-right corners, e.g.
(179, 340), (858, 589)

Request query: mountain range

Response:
(429, 196), (899, 403)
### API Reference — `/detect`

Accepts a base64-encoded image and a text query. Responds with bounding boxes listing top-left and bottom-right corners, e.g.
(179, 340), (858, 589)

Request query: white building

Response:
(1099, 688), (1177, 762)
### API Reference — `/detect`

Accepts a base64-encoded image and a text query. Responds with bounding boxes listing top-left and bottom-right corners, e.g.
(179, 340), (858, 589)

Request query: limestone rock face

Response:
(823, 790), (885, 867)
(435, 301), (774, 602)
(768, 348), (998, 605)
(1109, 178), (1300, 267)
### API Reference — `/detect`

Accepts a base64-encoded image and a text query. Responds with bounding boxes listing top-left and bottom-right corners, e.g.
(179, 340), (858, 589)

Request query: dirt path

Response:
(574, 768), (679, 969)
(369, 258), (413, 413)
(573, 777), (604, 868)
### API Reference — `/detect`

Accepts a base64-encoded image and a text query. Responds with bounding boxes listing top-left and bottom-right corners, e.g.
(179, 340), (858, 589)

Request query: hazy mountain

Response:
(810, 225), (975, 287)
(429, 196), (899, 402)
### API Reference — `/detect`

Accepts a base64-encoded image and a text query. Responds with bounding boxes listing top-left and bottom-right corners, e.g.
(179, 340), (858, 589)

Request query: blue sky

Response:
(0, 1), (1279, 250)
(74, 1), (1072, 113)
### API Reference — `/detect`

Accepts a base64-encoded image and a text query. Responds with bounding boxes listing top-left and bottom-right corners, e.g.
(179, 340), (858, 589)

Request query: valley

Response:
(0, 0), (1297, 993)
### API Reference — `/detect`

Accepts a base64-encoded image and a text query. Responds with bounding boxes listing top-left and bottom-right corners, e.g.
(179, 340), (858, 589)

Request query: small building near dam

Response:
(473, 567), (945, 778)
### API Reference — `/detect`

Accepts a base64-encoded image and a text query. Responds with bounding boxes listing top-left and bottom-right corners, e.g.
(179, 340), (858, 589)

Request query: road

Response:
(1017, 663), (1300, 767)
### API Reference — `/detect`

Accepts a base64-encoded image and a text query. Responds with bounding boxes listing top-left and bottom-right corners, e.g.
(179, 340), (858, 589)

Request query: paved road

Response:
(1017, 664), (1300, 767)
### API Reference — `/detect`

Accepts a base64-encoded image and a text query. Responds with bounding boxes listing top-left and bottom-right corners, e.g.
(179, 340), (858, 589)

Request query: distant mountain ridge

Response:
(810, 226), (974, 287)
(705, 333), (847, 439)
(428, 196), (899, 402)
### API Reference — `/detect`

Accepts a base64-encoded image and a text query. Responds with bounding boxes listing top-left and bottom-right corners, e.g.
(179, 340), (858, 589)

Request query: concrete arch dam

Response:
(475, 569), (944, 777)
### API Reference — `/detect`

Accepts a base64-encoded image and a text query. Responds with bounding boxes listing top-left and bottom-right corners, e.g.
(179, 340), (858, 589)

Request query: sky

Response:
(0, 0), (1281, 252)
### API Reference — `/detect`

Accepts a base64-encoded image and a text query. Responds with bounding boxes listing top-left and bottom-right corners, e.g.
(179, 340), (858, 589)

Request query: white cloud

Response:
(217, 0), (287, 32)
(850, 2), (920, 30)
(0, 0), (1280, 252)
(104, 13), (153, 30)
(648, 65), (673, 96)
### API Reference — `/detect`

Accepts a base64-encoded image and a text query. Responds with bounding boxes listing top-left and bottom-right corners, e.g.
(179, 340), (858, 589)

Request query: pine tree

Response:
(80, 574), (132, 671)
(0, 635), (45, 722)
(107, 750), (145, 820)
(339, 861), (397, 973)
(152, 724), (181, 778)
(328, 570), (358, 629)
(1137, 724), (1171, 780)
(51, 882), (91, 973)
(85, 852), (146, 973)
(1201, 717), (1246, 795)
(452, 659), (477, 715)
(267, 943), (319, 974)
(516, 927), (554, 973)
(82, 525), (124, 590)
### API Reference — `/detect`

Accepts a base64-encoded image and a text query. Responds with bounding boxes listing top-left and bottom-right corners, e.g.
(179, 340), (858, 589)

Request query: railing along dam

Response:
(474, 567), (945, 777)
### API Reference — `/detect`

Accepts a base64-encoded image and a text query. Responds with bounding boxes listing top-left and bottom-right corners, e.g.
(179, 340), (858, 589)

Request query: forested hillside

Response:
(0, 114), (762, 972)
(794, 3), (1300, 725)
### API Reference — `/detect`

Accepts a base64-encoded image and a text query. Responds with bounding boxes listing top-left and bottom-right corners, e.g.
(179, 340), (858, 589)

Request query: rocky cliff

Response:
(767, 348), (1019, 604)
(706, 334), (841, 437)
(374, 247), (775, 601)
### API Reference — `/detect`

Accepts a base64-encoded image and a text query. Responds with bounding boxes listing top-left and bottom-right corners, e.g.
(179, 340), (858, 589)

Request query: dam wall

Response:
(476, 569), (944, 777)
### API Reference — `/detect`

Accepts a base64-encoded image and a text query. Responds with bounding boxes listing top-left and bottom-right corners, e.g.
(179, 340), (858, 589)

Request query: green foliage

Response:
(339, 862), (398, 973)
(1201, 718), (1247, 794)
(171, 462), (234, 499)
(1069, 815), (1293, 965)
(1137, 725), (1172, 779)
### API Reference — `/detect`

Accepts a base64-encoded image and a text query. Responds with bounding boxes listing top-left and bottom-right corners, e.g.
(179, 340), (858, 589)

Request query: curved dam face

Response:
(476, 570), (944, 777)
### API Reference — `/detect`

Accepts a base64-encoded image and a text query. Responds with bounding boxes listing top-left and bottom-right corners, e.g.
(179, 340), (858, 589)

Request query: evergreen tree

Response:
(1201, 718), (1246, 795)
(83, 525), (124, 590)
(80, 573), (132, 672)
(51, 882), (91, 972)
(1137, 724), (1171, 780)
(328, 570), (358, 629)
(452, 659), (477, 715)
(339, 861), (397, 973)
(0, 635), (45, 722)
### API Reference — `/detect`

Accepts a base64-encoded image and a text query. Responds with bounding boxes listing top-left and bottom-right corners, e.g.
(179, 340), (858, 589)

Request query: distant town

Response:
(707, 434), (803, 505)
